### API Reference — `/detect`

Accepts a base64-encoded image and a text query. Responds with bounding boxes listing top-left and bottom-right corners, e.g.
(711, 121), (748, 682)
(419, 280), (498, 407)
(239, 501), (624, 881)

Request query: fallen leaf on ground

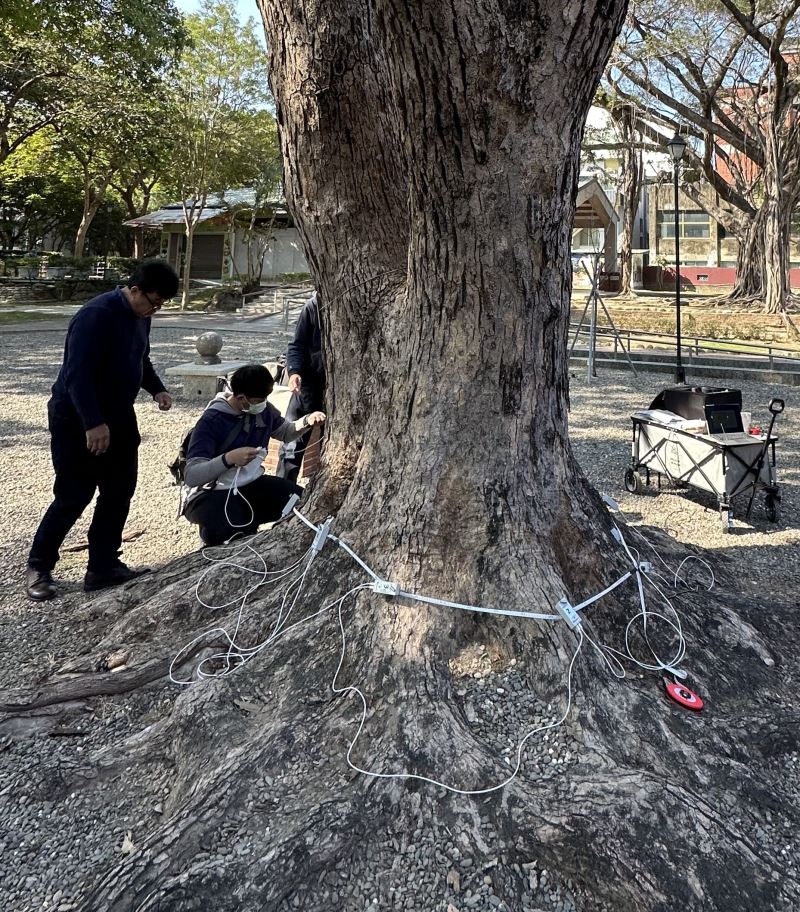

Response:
(63, 529), (145, 553)
(234, 698), (260, 714)
(120, 831), (136, 855)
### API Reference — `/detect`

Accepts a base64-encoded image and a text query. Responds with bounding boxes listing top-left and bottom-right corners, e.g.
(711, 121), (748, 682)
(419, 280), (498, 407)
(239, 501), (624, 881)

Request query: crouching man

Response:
(183, 364), (325, 546)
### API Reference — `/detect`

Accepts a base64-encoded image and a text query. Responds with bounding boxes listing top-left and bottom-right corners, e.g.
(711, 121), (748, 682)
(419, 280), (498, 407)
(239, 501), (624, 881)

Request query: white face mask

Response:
(242, 398), (267, 414)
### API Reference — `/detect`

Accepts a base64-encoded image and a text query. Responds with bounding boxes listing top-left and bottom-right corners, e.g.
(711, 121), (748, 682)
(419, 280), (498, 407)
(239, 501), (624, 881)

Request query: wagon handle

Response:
(745, 401), (783, 520)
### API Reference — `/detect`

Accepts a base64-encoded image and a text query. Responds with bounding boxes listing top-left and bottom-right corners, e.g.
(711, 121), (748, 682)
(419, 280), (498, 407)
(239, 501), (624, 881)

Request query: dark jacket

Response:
(184, 394), (305, 492)
(286, 293), (324, 389)
(50, 287), (165, 431)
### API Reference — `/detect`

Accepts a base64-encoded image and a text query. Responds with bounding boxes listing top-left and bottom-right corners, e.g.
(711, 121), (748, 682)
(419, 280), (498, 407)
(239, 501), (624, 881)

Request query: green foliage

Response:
(278, 272), (312, 283)
(1, 0), (186, 254)
(159, 0), (279, 305)
(0, 130), (83, 250)
(0, 0), (186, 163)
(161, 0), (275, 204)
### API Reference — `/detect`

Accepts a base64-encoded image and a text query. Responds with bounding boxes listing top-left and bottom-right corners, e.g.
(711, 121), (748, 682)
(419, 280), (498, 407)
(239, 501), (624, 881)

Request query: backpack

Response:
(168, 416), (247, 486)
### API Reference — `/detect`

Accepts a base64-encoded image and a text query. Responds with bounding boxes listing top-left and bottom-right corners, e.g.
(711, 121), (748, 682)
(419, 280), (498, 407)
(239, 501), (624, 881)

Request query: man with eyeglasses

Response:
(26, 260), (180, 601)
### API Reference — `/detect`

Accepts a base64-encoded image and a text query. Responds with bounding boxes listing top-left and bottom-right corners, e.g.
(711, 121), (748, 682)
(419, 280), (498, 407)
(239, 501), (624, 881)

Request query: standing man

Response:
(276, 291), (325, 483)
(26, 260), (179, 601)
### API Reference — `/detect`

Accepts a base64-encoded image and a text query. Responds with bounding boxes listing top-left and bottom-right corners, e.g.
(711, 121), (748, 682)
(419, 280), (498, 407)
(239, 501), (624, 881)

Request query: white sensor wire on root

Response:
(331, 585), (586, 796)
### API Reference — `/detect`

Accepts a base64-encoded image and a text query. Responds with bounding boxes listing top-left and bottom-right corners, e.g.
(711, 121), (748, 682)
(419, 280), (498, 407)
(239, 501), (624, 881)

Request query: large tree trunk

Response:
(728, 199), (793, 315)
(728, 125), (793, 315)
(3, 4), (797, 911)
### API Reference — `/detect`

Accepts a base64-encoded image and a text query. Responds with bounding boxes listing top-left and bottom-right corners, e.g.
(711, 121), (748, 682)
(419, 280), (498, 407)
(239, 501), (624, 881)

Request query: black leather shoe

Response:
(84, 563), (150, 593)
(26, 567), (57, 601)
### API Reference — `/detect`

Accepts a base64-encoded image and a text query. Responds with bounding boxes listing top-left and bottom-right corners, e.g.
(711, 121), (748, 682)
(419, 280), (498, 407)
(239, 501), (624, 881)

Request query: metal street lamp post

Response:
(667, 132), (688, 384)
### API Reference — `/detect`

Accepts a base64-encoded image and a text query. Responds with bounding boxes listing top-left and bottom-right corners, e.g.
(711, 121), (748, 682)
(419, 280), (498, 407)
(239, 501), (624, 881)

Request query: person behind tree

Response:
(183, 364), (325, 546)
(26, 260), (180, 601)
(276, 291), (325, 482)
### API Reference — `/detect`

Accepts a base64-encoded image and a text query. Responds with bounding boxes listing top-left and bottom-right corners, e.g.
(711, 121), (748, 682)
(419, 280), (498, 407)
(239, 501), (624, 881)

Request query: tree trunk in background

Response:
(119, 184), (153, 259)
(8, 3), (796, 910)
(613, 106), (640, 296)
(74, 175), (109, 258)
(729, 208), (764, 301)
(180, 218), (197, 310)
(728, 199), (791, 314)
(729, 119), (793, 314)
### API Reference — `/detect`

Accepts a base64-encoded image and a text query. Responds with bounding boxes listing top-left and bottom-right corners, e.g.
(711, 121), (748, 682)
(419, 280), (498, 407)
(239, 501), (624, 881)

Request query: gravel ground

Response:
(0, 322), (797, 911)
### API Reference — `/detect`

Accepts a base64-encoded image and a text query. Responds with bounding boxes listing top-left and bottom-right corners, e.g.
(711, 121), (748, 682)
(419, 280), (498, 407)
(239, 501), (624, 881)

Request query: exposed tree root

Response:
(4, 519), (793, 911)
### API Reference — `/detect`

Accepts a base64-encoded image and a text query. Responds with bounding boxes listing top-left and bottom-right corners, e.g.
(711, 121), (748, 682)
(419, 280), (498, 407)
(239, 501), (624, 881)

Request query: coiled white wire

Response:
(169, 503), (706, 793)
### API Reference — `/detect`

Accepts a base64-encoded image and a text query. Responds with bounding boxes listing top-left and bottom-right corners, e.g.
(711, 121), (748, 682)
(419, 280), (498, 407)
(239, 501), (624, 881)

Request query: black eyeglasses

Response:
(143, 292), (165, 311)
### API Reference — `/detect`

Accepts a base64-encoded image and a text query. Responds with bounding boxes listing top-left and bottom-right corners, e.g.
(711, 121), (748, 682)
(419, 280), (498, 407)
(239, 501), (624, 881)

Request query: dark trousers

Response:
(276, 385), (324, 483)
(28, 412), (139, 573)
(184, 475), (302, 546)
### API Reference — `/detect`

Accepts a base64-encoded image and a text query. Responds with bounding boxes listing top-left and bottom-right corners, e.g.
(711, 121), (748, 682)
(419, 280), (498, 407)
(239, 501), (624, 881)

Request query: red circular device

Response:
(665, 681), (704, 711)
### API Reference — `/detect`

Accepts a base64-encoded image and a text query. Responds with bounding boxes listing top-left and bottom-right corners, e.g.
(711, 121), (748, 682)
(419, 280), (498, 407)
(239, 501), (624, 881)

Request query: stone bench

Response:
(165, 360), (250, 400)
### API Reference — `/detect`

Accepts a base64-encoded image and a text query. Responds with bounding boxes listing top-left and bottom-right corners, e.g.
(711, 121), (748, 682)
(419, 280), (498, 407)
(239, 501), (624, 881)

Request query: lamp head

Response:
(668, 132), (688, 163)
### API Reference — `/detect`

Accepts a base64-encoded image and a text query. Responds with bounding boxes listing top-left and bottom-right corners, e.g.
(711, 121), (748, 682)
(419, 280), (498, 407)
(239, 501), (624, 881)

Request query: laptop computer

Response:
(704, 402), (744, 435)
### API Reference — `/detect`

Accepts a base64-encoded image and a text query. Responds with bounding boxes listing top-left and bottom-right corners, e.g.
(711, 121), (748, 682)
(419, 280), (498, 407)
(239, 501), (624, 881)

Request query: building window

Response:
(572, 227), (604, 249)
(657, 210), (710, 239)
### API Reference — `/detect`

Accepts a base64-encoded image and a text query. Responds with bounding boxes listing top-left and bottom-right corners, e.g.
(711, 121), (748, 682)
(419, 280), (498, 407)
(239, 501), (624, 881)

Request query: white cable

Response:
(171, 505), (698, 796)
(616, 508), (715, 594)
(171, 542), (316, 684)
(674, 555), (715, 591)
(396, 589), (560, 622)
(572, 571), (632, 612)
(224, 468), (256, 529)
(331, 586), (585, 796)
(292, 506), (319, 533)
(330, 533), (383, 583)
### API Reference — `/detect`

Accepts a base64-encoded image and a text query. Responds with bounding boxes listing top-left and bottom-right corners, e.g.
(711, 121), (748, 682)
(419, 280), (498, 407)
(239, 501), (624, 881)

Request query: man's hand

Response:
(303, 411), (326, 427)
(288, 373), (302, 393)
(86, 423), (110, 455)
(226, 447), (260, 467)
(154, 392), (172, 411)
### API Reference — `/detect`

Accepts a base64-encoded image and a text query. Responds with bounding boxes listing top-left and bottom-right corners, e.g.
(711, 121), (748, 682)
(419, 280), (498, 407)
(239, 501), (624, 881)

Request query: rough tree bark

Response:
(3, 3), (798, 911)
(729, 196), (797, 319)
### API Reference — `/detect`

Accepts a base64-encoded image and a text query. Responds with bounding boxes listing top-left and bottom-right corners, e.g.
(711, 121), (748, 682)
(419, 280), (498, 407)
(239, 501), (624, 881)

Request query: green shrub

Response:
(278, 272), (311, 283)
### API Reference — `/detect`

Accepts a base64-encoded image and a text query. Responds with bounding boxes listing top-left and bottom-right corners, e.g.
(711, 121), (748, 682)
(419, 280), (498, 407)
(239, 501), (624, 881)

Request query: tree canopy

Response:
(607, 0), (800, 311)
(159, 0), (279, 305)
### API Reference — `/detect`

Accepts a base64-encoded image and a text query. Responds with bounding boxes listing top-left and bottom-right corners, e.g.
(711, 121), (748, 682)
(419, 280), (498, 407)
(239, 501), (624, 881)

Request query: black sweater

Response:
(50, 287), (165, 430)
(286, 294), (324, 388)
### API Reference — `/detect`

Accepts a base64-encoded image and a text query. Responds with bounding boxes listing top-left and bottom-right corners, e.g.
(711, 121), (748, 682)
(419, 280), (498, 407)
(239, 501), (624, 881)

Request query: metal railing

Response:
(570, 322), (800, 371)
(241, 286), (314, 329)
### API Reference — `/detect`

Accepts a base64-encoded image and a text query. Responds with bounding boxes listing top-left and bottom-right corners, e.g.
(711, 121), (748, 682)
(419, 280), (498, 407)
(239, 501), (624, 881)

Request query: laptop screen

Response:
(705, 404), (743, 434)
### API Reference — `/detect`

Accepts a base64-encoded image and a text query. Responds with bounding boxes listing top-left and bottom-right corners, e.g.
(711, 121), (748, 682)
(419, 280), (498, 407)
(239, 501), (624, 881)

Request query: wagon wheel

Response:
(765, 493), (781, 524)
(624, 467), (645, 495)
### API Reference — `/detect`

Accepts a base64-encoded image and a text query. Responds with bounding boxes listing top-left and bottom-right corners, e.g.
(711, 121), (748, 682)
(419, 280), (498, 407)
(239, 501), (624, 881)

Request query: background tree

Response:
(3, 2), (797, 910)
(55, 3), (184, 256)
(111, 130), (177, 260)
(161, 0), (274, 308)
(609, 0), (800, 314)
(0, 130), (83, 251)
(583, 95), (662, 294)
(0, 0), (185, 172)
(229, 115), (283, 290)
